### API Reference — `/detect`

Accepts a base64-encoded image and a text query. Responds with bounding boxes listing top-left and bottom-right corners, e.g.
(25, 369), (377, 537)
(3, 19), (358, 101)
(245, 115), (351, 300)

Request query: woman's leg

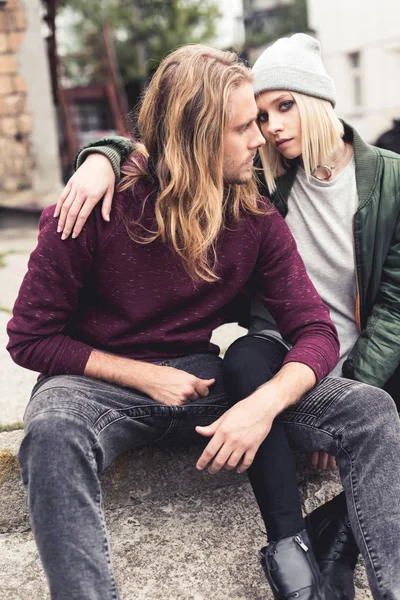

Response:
(223, 335), (304, 541)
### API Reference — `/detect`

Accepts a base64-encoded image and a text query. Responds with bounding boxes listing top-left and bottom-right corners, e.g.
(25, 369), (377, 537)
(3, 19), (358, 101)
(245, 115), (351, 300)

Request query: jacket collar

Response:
(346, 121), (379, 209)
(272, 121), (379, 213)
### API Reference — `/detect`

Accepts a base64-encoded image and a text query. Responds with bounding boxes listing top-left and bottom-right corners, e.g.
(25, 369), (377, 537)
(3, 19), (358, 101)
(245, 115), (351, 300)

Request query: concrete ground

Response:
(0, 431), (372, 600)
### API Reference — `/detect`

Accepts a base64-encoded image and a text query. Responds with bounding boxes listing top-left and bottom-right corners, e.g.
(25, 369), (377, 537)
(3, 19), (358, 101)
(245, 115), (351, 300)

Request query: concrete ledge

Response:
(0, 431), (372, 599)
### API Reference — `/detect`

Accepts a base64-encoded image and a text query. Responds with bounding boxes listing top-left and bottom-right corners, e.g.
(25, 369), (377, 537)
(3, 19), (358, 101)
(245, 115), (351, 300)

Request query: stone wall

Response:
(0, 0), (34, 196)
(0, 0), (62, 210)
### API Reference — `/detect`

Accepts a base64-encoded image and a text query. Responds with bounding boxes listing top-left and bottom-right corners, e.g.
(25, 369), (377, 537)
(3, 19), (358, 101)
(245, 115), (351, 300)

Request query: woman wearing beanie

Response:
(54, 34), (400, 600)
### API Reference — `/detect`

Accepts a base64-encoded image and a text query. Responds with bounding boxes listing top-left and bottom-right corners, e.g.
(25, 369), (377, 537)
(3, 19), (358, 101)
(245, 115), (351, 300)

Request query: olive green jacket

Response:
(259, 122), (400, 387)
(76, 122), (400, 387)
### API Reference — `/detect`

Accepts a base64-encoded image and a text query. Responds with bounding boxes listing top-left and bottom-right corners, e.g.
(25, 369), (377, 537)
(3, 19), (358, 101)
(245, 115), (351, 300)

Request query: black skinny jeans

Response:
(222, 334), (304, 541)
(223, 333), (399, 543)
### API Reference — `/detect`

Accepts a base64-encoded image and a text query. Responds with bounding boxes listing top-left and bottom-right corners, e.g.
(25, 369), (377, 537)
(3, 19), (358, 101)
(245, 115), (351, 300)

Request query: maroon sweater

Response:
(7, 177), (339, 381)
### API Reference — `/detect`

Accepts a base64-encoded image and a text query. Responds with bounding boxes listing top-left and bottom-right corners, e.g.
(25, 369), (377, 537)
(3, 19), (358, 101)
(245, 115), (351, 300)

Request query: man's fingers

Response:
(195, 417), (220, 438)
(196, 431), (223, 470)
(207, 445), (233, 474)
(54, 181), (72, 217)
(236, 449), (256, 473)
(224, 449), (243, 471)
(196, 378), (215, 398)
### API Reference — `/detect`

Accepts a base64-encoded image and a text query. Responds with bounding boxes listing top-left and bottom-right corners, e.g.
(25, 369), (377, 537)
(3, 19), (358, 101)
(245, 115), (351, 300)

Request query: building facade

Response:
(213, 0), (245, 50)
(308, 0), (400, 143)
(242, 0), (295, 63)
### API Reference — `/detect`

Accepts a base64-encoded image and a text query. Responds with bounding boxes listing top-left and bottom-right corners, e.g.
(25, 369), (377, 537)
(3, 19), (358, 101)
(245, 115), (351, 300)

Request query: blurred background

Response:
(1, 0), (400, 211)
(1, 0), (400, 423)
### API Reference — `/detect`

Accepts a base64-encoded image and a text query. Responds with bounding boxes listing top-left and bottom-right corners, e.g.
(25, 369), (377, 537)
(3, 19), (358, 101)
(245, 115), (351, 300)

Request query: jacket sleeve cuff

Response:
(74, 146), (123, 183)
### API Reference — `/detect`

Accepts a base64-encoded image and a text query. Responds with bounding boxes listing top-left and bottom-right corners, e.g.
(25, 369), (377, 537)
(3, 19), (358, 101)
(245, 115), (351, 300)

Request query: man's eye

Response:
(257, 113), (268, 123)
(280, 101), (293, 111)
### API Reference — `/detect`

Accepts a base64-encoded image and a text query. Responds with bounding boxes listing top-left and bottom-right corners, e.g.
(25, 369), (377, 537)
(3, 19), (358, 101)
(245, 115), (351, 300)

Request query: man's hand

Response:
(195, 392), (277, 474)
(84, 350), (214, 406)
(311, 451), (337, 471)
(54, 154), (116, 240)
(195, 361), (317, 475)
(144, 365), (215, 406)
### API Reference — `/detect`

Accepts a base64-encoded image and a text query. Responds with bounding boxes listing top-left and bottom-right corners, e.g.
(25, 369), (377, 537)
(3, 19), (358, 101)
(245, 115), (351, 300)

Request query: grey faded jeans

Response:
(19, 353), (400, 600)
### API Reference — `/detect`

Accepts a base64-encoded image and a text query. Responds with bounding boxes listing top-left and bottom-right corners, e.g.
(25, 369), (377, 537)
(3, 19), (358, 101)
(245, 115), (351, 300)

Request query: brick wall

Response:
(0, 0), (34, 194)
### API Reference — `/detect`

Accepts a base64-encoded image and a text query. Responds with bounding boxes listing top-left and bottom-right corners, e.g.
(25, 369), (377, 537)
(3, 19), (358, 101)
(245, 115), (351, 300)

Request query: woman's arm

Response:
(346, 216), (400, 387)
(55, 135), (134, 239)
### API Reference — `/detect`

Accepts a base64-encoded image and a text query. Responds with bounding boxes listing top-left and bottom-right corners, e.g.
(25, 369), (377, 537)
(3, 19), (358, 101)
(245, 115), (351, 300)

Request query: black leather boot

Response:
(260, 529), (337, 599)
(305, 492), (359, 600)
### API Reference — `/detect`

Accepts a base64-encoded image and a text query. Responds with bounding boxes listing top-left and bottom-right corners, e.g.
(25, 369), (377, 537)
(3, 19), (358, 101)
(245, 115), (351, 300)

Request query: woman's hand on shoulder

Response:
(54, 154), (116, 239)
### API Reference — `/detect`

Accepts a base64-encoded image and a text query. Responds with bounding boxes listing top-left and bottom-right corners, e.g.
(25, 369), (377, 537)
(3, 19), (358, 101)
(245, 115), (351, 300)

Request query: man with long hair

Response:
(7, 45), (400, 600)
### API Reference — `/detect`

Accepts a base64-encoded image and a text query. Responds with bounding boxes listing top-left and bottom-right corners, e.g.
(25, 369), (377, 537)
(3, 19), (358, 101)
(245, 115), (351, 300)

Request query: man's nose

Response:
(250, 122), (265, 148)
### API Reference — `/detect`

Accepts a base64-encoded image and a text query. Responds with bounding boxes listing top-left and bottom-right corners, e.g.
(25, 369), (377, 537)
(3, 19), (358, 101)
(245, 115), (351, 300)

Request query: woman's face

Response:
(256, 90), (302, 159)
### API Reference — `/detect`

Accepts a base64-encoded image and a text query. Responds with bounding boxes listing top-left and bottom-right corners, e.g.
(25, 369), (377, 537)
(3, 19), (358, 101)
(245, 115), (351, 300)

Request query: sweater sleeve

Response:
(6, 207), (96, 376)
(252, 204), (340, 382)
(73, 136), (134, 182)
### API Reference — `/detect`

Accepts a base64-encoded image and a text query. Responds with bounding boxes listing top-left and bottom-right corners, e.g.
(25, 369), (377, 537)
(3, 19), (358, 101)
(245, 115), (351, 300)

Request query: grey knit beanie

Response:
(252, 33), (336, 106)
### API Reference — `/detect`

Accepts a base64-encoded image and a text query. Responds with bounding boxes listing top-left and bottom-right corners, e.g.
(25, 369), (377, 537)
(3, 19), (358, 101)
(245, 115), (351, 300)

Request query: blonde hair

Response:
(258, 92), (344, 193)
(119, 44), (265, 282)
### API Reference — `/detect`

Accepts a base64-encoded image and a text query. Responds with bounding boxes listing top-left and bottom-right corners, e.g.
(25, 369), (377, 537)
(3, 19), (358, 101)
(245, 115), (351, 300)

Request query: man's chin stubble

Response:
(224, 173), (252, 186)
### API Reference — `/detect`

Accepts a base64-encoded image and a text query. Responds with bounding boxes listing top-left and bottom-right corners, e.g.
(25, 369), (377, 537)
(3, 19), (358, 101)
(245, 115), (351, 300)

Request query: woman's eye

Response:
(258, 112), (268, 123)
(280, 101), (293, 111)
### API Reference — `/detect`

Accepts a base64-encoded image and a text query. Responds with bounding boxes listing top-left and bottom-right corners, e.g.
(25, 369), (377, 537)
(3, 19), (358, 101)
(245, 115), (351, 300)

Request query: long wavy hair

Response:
(118, 44), (264, 282)
(259, 92), (344, 193)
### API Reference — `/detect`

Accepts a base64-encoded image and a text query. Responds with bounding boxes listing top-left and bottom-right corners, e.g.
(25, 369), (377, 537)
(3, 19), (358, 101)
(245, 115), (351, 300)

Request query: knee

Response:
(223, 335), (257, 376)
(20, 398), (95, 467)
(342, 383), (398, 436)
(223, 335), (287, 402)
(223, 335), (287, 379)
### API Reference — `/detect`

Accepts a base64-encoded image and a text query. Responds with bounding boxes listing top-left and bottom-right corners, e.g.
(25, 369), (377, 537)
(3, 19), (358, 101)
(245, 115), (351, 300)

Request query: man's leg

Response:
(18, 374), (184, 600)
(283, 378), (400, 600)
(19, 356), (230, 600)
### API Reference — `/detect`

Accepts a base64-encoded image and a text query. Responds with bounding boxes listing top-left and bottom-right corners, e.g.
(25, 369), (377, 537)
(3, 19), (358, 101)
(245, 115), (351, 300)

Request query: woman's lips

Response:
(276, 138), (292, 148)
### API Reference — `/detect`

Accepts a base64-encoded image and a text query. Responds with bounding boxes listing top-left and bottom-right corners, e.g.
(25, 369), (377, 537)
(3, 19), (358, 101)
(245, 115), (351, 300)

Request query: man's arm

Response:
(196, 361), (315, 473)
(7, 208), (214, 405)
(85, 350), (215, 405)
(7, 206), (95, 375)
